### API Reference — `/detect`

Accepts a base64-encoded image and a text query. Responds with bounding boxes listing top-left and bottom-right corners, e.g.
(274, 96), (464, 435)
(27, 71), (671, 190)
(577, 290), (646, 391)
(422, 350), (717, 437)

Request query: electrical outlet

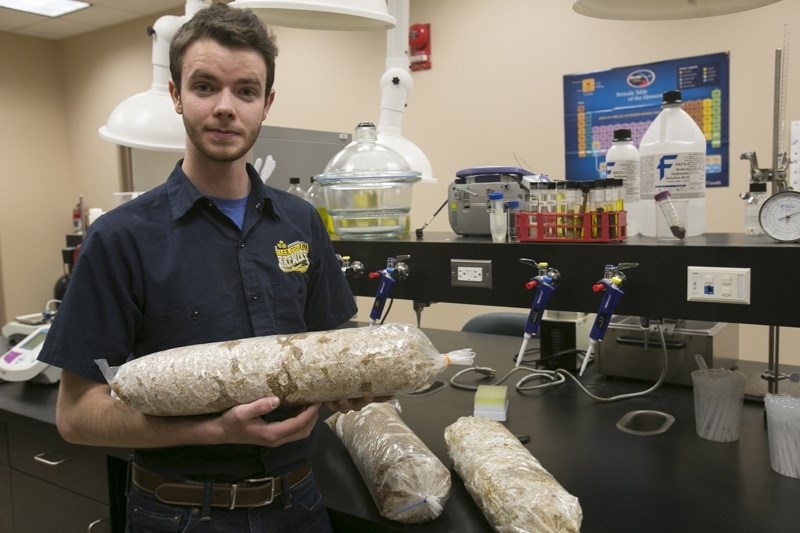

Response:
(451, 259), (492, 288)
(687, 266), (750, 304)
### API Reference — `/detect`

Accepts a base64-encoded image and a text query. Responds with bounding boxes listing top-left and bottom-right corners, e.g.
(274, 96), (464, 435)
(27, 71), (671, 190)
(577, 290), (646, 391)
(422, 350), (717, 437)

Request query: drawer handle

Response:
(87, 518), (109, 533)
(33, 450), (71, 466)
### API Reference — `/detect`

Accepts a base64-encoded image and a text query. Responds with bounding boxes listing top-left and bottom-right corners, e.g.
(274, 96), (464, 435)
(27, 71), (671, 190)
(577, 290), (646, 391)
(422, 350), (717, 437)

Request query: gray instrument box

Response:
(447, 166), (534, 236)
(596, 316), (739, 385)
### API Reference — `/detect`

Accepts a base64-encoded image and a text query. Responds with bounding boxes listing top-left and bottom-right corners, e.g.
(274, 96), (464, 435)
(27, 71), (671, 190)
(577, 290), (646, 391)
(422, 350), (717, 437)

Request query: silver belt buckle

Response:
(231, 476), (276, 509)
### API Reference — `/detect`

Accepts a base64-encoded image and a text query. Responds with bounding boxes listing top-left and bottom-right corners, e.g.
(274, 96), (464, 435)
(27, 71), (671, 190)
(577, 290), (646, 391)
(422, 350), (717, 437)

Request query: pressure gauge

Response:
(759, 190), (800, 242)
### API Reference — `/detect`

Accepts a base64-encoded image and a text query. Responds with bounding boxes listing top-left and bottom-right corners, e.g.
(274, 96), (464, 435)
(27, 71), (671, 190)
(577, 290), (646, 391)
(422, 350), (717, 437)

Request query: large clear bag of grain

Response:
(96, 324), (474, 416)
(444, 416), (582, 533)
(326, 401), (451, 523)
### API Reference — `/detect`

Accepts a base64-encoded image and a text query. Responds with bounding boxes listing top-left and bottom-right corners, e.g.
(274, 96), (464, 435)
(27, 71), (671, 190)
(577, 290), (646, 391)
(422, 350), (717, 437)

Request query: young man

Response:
(38, 4), (363, 531)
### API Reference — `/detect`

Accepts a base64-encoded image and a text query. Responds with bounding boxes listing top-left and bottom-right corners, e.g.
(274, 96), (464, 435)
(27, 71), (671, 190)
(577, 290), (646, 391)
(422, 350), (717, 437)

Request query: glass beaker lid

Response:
(316, 122), (421, 183)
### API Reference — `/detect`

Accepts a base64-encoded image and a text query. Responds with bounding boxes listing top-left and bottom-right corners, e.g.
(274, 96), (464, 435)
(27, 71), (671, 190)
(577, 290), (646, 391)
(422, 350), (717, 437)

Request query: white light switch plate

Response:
(687, 266), (750, 304)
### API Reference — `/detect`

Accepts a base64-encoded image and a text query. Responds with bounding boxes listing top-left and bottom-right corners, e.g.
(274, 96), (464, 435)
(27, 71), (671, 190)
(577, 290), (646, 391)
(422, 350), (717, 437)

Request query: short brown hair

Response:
(169, 2), (278, 97)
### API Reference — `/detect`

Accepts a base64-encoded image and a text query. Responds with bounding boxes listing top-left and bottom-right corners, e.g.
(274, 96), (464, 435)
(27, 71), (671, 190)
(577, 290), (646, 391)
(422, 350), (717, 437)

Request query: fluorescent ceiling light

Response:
(228, 0), (395, 30)
(0, 0), (90, 17)
(572, 0), (782, 20)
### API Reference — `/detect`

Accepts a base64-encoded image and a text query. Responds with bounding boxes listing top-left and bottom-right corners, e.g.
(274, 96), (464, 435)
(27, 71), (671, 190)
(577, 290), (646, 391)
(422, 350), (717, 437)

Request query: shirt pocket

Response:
(273, 281), (308, 332)
(154, 291), (240, 348)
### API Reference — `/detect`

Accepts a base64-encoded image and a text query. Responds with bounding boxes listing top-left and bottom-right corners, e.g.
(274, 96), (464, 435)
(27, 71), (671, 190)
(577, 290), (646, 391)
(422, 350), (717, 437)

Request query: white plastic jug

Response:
(605, 128), (641, 236)
(639, 90), (707, 237)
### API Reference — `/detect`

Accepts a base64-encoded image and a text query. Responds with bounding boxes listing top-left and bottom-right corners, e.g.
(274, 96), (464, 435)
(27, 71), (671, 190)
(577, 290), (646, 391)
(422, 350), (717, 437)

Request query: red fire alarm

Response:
(409, 23), (431, 71)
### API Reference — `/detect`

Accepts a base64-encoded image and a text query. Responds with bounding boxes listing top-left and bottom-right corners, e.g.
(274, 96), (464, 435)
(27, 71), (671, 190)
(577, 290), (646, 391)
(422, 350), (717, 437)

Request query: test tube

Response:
(611, 177), (624, 238)
(488, 191), (507, 243)
(592, 180), (608, 237)
(507, 199), (520, 242)
(527, 181), (542, 238)
(578, 182), (593, 239)
(565, 181), (580, 238)
(654, 190), (686, 239)
(545, 182), (558, 237)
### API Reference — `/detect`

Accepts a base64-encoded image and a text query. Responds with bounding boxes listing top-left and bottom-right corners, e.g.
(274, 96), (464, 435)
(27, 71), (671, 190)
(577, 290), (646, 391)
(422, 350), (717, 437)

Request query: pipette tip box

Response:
(474, 385), (508, 421)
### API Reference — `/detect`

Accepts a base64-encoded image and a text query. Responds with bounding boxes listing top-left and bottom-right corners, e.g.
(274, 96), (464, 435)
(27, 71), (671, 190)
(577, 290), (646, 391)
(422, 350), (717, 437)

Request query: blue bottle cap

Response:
(488, 191), (504, 200)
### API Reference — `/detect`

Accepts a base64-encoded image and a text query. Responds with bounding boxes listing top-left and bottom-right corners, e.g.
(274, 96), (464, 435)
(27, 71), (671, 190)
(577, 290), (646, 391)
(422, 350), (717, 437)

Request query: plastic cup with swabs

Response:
(579, 263), (638, 376)
(516, 259), (561, 367)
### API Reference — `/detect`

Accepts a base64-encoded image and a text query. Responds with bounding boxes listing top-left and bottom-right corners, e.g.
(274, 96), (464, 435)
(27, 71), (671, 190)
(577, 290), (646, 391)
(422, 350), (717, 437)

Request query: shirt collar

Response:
(166, 160), (278, 221)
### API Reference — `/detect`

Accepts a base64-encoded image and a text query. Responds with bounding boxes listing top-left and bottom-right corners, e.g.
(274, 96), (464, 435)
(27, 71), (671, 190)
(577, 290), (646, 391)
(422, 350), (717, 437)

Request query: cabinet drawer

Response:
(7, 417), (109, 504)
(1, 464), (13, 533)
(0, 417), (8, 466)
(12, 468), (111, 533)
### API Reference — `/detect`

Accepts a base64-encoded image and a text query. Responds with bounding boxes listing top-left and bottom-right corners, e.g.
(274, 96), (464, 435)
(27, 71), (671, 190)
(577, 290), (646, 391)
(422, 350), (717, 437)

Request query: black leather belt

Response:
(131, 462), (312, 509)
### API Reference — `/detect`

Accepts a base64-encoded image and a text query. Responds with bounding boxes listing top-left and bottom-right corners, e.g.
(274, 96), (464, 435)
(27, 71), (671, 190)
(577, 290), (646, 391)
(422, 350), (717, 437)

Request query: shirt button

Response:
(191, 310), (200, 321)
(250, 292), (259, 301)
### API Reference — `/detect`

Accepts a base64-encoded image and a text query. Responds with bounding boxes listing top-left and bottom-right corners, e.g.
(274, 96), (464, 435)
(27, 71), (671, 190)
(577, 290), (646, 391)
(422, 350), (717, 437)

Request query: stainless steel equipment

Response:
(596, 316), (739, 385)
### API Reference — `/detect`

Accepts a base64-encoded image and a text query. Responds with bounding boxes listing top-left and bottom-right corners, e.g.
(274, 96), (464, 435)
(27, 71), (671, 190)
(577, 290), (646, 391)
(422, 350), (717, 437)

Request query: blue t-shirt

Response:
(39, 161), (357, 480)
(208, 194), (248, 229)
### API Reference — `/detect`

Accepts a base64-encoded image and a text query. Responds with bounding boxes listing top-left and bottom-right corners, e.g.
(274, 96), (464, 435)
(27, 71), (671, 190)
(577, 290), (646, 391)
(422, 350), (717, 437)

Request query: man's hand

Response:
(218, 397), (319, 447)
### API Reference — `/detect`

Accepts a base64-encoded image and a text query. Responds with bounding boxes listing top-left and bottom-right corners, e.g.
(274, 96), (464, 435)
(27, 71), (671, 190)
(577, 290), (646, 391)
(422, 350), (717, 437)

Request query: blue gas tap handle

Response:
(519, 259), (560, 337)
(588, 276), (624, 342)
(369, 269), (396, 322)
(524, 277), (556, 336)
(367, 255), (410, 323)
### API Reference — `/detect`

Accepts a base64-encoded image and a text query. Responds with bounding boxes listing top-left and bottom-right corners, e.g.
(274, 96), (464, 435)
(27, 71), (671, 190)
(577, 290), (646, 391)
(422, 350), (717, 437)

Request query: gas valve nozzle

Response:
(580, 263), (637, 376)
(368, 254), (411, 324)
(337, 255), (364, 279)
(515, 258), (561, 367)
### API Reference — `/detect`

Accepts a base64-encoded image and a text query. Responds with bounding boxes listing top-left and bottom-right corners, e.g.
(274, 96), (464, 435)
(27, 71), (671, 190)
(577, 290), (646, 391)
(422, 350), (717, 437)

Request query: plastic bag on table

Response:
(326, 400), (451, 523)
(444, 416), (582, 533)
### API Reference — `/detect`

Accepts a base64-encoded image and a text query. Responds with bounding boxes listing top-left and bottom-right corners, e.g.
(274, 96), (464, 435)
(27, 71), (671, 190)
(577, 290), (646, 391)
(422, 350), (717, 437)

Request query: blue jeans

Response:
(125, 473), (333, 533)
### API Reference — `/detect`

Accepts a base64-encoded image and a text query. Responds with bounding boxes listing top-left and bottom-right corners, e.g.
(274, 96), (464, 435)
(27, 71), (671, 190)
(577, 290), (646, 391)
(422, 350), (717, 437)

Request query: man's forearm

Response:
(55, 369), (220, 449)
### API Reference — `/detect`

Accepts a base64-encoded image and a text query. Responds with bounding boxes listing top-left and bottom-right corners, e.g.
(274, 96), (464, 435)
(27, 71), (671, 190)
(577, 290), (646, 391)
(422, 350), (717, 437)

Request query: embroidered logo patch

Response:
(275, 240), (310, 273)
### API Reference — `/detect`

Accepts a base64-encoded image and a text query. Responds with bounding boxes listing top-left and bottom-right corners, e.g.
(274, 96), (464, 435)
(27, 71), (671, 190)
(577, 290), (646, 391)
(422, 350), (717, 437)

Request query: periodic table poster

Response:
(563, 52), (729, 187)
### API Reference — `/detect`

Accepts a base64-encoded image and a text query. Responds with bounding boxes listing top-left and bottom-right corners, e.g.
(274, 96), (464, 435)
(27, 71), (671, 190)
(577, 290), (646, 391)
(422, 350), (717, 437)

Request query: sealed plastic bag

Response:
(444, 416), (582, 533)
(98, 323), (473, 416)
(326, 401), (451, 523)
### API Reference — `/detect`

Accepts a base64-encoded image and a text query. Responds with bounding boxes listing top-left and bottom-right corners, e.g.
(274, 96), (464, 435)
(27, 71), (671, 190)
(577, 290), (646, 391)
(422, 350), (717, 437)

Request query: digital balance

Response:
(0, 325), (61, 384)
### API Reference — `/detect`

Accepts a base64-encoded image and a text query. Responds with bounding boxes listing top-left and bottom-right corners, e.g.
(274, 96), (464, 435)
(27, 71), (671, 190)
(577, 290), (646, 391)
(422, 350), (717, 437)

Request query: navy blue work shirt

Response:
(38, 161), (357, 480)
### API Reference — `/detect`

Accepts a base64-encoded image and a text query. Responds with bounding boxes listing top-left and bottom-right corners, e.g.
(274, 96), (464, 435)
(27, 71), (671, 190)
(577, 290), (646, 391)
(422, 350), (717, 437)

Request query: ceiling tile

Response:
(0, 8), (46, 31)
(0, 0), (187, 39)
(93, 0), (186, 16)
(12, 17), (96, 40)
(62, 4), (153, 28)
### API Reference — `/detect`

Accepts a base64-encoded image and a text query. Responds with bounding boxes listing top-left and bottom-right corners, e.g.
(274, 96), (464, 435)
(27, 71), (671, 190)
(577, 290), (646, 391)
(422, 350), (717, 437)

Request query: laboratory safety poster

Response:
(563, 52), (729, 187)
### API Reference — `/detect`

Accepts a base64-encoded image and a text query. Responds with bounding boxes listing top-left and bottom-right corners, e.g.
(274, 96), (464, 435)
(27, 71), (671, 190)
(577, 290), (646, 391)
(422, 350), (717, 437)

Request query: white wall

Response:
(1, 0), (798, 364)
